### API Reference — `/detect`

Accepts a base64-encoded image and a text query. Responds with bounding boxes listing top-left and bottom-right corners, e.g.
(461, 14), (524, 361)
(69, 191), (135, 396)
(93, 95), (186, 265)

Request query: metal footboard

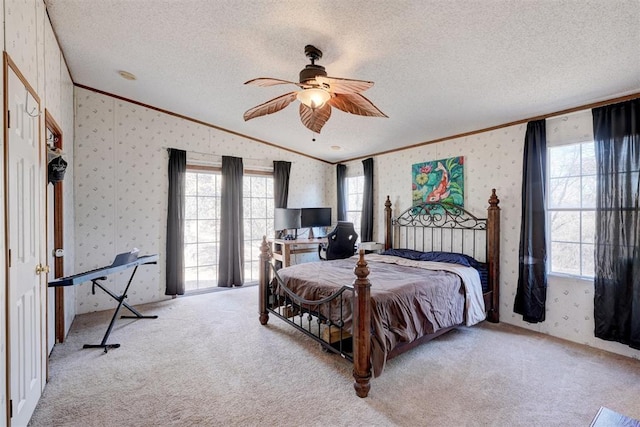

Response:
(267, 263), (355, 360)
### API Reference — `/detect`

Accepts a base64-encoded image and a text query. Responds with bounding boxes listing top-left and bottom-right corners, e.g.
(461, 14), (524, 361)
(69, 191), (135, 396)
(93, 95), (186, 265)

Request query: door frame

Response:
(44, 110), (64, 344)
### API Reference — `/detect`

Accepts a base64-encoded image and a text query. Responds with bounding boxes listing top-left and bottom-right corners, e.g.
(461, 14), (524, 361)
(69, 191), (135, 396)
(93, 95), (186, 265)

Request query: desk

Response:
(359, 242), (385, 254)
(270, 238), (328, 268)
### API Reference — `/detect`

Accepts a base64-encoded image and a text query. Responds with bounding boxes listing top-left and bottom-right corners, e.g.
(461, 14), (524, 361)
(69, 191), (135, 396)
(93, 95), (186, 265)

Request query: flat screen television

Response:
(274, 208), (301, 231)
(300, 207), (331, 228)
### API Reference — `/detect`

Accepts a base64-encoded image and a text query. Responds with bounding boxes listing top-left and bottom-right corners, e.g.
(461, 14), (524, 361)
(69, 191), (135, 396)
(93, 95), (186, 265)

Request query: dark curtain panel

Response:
(218, 156), (244, 287)
(273, 161), (292, 208)
(593, 99), (640, 349)
(361, 158), (374, 242)
(336, 164), (347, 221)
(513, 120), (548, 323)
(165, 148), (186, 296)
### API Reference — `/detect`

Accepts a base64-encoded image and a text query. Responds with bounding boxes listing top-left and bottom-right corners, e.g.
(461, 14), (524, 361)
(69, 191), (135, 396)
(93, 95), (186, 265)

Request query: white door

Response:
(7, 66), (44, 426)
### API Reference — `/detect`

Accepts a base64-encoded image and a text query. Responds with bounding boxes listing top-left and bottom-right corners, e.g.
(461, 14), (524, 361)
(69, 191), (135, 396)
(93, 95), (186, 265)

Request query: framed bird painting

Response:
(412, 156), (464, 208)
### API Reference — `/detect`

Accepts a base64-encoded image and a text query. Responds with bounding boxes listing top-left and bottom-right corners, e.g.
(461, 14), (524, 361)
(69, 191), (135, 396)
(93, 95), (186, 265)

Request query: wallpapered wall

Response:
(4, 0), (76, 335)
(43, 7), (76, 335)
(5, 0), (41, 93)
(73, 87), (332, 314)
(343, 111), (639, 361)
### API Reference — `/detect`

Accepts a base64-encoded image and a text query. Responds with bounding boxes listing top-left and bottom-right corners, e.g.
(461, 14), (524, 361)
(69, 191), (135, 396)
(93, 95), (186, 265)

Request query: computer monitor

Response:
(300, 207), (331, 239)
(274, 208), (301, 233)
(300, 207), (332, 227)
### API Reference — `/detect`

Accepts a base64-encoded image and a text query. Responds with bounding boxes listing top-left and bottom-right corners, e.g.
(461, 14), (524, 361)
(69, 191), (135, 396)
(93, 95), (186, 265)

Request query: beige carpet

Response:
(29, 286), (640, 427)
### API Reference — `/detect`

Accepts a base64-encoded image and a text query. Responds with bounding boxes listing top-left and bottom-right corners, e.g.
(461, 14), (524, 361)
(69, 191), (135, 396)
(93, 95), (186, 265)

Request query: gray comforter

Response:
(274, 256), (466, 376)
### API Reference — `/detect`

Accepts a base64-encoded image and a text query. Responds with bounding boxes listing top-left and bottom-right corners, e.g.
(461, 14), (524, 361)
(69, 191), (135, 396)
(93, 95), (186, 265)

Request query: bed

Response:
(258, 189), (501, 398)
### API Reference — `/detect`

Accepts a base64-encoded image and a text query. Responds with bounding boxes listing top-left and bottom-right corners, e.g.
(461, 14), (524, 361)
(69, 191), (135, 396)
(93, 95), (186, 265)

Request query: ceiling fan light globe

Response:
(297, 88), (331, 109)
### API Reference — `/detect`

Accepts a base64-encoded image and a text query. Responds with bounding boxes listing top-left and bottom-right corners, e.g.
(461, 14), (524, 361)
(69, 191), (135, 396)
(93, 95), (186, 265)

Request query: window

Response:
(346, 175), (364, 238)
(547, 141), (596, 278)
(184, 170), (221, 292)
(243, 174), (274, 282)
(184, 168), (273, 292)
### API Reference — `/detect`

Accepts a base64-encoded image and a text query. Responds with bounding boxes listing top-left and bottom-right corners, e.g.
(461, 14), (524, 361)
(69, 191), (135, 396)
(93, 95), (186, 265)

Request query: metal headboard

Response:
(390, 200), (488, 262)
(382, 189), (501, 323)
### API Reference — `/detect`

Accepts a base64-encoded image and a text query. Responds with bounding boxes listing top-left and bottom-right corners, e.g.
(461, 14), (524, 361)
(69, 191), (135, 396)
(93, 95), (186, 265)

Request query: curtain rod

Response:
(163, 147), (294, 164)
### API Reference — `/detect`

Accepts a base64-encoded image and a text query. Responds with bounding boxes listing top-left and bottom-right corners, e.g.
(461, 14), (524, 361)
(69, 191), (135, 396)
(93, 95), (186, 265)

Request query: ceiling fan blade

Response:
(299, 103), (332, 133)
(316, 76), (374, 94)
(244, 78), (304, 88)
(328, 93), (388, 118)
(243, 92), (298, 121)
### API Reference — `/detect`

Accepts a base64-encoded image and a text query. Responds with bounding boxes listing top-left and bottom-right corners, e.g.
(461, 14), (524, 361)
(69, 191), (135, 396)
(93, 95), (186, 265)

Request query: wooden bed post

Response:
(352, 250), (372, 398)
(486, 189), (501, 323)
(259, 236), (271, 325)
(384, 196), (392, 250)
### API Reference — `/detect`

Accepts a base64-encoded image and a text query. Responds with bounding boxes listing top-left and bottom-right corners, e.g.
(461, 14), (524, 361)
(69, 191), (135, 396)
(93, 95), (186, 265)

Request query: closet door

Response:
(6, 61), (46, 426)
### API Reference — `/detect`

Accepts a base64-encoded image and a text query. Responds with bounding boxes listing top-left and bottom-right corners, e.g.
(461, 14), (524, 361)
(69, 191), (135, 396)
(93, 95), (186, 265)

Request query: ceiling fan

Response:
(243, 45), (387, 133)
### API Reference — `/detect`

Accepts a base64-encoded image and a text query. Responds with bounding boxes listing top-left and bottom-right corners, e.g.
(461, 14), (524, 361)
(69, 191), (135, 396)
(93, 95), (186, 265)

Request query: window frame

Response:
(345, 175), (364, 241)
(242, 171), (275, 282)
(546, 140), (596, 281)
(184, 166), (222, 292)
(184, 165), (274, 292)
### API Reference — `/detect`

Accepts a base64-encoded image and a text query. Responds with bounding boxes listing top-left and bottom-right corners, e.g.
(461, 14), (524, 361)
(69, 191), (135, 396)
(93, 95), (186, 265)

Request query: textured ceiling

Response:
(45, 0), (640, 163)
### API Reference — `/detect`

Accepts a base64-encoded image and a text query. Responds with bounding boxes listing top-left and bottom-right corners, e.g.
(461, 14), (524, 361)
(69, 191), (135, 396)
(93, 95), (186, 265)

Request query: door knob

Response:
(35, 264), (50, 275)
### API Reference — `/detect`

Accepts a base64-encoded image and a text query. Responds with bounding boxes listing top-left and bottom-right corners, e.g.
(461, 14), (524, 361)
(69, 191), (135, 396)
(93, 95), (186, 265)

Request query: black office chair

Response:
(319, 222), (359, 260)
